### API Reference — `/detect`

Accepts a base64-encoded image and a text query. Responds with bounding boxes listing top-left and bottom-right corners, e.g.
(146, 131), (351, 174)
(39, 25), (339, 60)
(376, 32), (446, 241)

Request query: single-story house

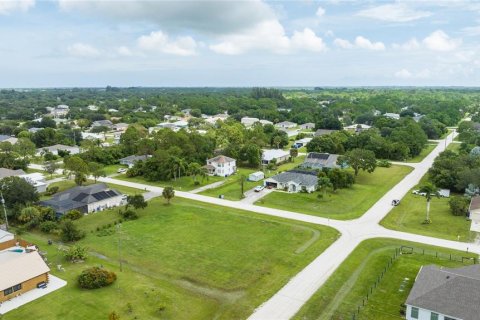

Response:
(36, 144), (80, 156)
(91, 120), (113, 129)
(248, 171), (265, 182)
(384, 113), (400, 120)
(204, 155), (236, 177)
(241, 117), (260, 127)
(300, 152), (341, 170)
(172, 120), (188, 129)
(50, 105), (69, 118)
(0, 168), (26, 180)
(300, 123), (315, 130)
(344, 124), (372, 133)
(40, 183), (124, 216)
(259, 119), (273, 126)
(264, 170), (318, 193)
(469, 196), (480, 232)
(314, 129), (338, 137)
(0, 241), (50, 303)
(292, 138), (312, 149)
(405, 264), (480, 320)
(113, 123), (129, 132)
(87, 105), (98, 111)
(20, 173), (47, 193)
(262, 149), (290, 165)
(119, 155), (150, 168)
(0, 135), (18, 145)
(275, 121), (297, 129)
(81, 132), (104, 141)
(28, 127), (42, 133)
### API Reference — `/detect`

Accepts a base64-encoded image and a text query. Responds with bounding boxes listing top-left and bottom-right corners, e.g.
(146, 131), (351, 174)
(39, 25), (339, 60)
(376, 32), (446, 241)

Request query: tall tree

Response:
(340, 148), (377, 176)
(418, 183), (440, 223)
(162, 186), (175, 204)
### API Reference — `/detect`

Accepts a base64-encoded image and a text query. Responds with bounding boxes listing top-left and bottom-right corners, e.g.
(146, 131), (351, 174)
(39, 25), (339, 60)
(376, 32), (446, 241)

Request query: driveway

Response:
(241, 187), (274, 204)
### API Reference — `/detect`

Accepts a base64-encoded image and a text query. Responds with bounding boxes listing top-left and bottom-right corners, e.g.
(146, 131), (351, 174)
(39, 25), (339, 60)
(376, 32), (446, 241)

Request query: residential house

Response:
(204, 114), (229, 125)
(384, 113), (400, 120)
(241, 117), (260, 127)
(204, 155), (236, 177)
(0, 168), (26, 180)
(314, 129), (338, 137)
(405, 264), (480, 320)
(40, 183), (124, 216)
(259, 119), (273, 126)
(300, 123), (315, 130)
(172, 120), (188, 129)
(113, 123), (129, 132)
(292, 138), (312, 149)
(108, 108), (119, 113)
(36, 144), (80, 156)
(0, 135), (18, 145)
(91, 120), (113, 129)
(50, 105), (69, 118)
(264, 170), (317, 193)
(28, 128), (42, 133)
(469, 196), (480, 232)
(20, 173), (47, 193)
(344, 124), (372, 133)
(275, 121), (297, 129)
(119, 155), (150, 168)
(262, 149), (290, 165)
(81, 132), (104, 141)
(300, 152), (341, 170)
(0, 237), (50, 303)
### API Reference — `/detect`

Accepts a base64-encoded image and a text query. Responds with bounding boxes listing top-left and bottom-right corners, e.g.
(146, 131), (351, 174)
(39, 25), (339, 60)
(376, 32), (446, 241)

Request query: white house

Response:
(0, 135), (18, 145)
(264, 171), (317, 193)
(87, 105), (99, 111)
(119, 155), (150, 168)
(384, 113), (400, 120)
(262, 149), (290, 165)
(405, 264), (480, 320)
(50, 105), (69, 118)
(275, 121), (297, 129)
(259, 119), (273, 126)
(20, 173), (47, 193)
(300, 123), (315, 130)
(241, 117), (260, 127)
(248, 171), (265, 182)
(344, 124), (372, 133)
(204, 155), (236, 177)
(36, 144), (80, 156)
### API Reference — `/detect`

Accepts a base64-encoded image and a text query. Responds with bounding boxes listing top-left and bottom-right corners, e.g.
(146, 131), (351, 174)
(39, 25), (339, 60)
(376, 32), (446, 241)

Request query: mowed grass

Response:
(115, 173), (225, 191)
(200, 156), (306, 200)
(256, 165), (412, 220)
(293, 238), (477, 320)
(381, 175), (472, 242)
(406, 143), (437, 163)
(5, 197), (339, 320)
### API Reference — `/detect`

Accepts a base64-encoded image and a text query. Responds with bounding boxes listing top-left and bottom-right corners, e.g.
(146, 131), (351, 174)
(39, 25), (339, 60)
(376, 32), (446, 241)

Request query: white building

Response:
(241, 117), (260, 127)
(262, 149), (290, 165)
(36, 144), (80, 156)
(204, 155), (236, 177)
(384, 113), (400, 120)
(20, 173), (47, 193)
(264, 171), (317, 193)
(275, 121), (297, 129)
(248, 171), (265, 182)
(87, 105), (99, 111)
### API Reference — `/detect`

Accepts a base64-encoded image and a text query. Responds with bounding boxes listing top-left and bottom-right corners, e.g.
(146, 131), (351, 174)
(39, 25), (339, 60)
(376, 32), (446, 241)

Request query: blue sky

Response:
(1, 0), (480, 87)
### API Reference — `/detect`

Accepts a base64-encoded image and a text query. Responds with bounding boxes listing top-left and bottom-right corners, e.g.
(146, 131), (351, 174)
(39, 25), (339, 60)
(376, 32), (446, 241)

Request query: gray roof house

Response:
(0, 135), (18, 145)
(300, 152), (341, 170)
(119, 155), (150, 168)
(405, 264), (480, 320)
(40, 183), (124, 216)
(300, 123), (315, 130)
(314, 129), (338, 137)
(264, 170), (318, 193)
(91, 120), (113, 128)
(0, 168), (26, 180)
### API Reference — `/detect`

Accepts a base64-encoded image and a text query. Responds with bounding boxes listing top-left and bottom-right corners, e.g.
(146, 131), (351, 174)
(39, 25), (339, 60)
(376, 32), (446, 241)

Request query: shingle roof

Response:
(300, 153), (339, 169)
(406, 264), (480, 320)
(0, 250), (50, 290)
(269, 170), (318, 187)
(314, 129), (338, 136)
(119, 155), (149, 163)
(0, 168), (26, 180)
(208, 155), (235, 163)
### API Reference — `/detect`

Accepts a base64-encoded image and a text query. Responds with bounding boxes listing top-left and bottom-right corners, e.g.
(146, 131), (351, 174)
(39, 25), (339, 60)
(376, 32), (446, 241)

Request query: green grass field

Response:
(114, 173), (225, 191)
(381, 175), (472, 242)
(5, 197), (338, 320)
(447, 142), (461, 153)
(103, 164), (127, 176)
(406, 143), (437, 163)
(256, 165), (412, 220)
(293, 238), (477, 320)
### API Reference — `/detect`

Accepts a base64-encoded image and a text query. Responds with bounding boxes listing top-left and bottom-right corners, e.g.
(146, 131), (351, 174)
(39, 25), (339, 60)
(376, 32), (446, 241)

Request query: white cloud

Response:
(333, 38), (353, 49)
(116, 46), (133, 57)
(316, 6), (325, 17)
(394, 69), (412, 79)
(461, 25), (480, 36)
(357, 3), (431, 22)
(392, 38), (420, 51)
(0, 0), (34, 15)
(210, 21), (325, 55)
(423, 30), (461, 51)
(66, 43), (100, 58)
(394, 68), (431, 79)
(138, 31), (197, 56)
(354, 36), (385, 50)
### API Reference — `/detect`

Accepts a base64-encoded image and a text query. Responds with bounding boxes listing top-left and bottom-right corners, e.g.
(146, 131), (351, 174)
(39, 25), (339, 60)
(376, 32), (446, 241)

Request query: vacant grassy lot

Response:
(115, 173), (225, 191)
(256, 165), (412, 220)
(293, 238), (476, 320)
(406, 143), (437, 163)
(5, 198), (338, 320)
(103, 164), (127, 176)
(381, 176), (472, 241)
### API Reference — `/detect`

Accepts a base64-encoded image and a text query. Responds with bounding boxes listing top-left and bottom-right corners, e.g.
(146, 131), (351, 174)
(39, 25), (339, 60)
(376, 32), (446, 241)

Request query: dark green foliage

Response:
(126, 194), (148, 210)
(39, 221), (59, 233)
(60, 220), (86, 242)
(449, 196), (470, 216)
(78, 267), (117, 289)
(64, 209), (83, 220)
(120, 209), (138, 220)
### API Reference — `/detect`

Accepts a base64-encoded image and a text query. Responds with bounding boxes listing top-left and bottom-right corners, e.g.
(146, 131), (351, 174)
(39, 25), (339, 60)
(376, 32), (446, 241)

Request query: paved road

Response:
(97, 130), (480, 319)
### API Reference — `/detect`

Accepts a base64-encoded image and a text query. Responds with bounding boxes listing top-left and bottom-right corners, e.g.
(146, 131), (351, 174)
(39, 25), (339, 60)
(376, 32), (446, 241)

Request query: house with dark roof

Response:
(40, 183), (124, 216)
(300, 152), (341, 170)
(204, 155), (236, 177)
(264, 170), (317, 193)
(314, 129), (338, 137)
(405, 264), (480, 320)
(119, 155), (150, 168)
(91, 120), (113, 129)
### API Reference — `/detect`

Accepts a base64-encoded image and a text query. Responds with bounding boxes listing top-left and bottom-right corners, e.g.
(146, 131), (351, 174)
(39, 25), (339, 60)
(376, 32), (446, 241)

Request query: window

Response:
(3, 287), (13, 295)
(13, 284), (22, 292)
(430, 313), (439, 320)
(445, 317), (458, 320)
(411, 307), (419, 319)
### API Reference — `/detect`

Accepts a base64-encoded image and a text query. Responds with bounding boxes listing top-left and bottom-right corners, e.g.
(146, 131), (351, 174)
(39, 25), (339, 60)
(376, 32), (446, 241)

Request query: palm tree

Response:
(188, 162), (202, 183)
(418, 183), (440, 223)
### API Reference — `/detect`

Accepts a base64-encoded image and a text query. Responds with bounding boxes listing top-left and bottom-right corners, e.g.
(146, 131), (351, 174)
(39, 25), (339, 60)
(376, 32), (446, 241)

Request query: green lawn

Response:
(256, 165), (412, 220)
(199, 156), (306, 201)
(5, 198), (339, 320)
(381, 175), (472, 242)
(406, 143), (437, 163)
(114, 173), (225, 191)
(447, 142), (461, 153)
(293, 238), (477, 320)
(103, 164), (127, 176)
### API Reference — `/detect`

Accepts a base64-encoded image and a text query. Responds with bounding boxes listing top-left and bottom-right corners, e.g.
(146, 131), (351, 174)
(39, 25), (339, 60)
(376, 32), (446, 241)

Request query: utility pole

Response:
(0, 190), (8, 231)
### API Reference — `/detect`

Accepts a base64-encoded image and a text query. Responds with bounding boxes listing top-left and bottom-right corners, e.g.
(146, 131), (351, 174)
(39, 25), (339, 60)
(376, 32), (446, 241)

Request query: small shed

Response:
(249, 171), (265, 182)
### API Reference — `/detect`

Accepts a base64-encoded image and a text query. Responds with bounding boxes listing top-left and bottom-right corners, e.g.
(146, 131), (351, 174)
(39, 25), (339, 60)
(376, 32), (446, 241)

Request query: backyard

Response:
(4, 197), (338, 320)
(255, 165), (412, 220)
(293, 238), (477, 320)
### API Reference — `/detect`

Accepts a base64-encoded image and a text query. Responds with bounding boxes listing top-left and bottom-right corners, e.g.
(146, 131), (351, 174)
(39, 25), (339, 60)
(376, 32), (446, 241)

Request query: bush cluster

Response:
(78, 267), (117, 289)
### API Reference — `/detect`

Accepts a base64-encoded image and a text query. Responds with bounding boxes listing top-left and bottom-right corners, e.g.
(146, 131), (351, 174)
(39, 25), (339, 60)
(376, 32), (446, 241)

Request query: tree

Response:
(18, 206), (40, 224)
(317, 175), (333, 199)
(64, 156), (89, 185)
(341, 148), (377, 176)
(162, 186), (175, 204)
(240, 143), (262, 168)
(126, 194), (148, 210)
(187, 162), (205, 184)
(290, 148), (298, 161)
(0, 177), (38, 217)
(43, 160), (60, 178)
(60, 220), (85, 242)
(88, 162), (106, 183)
(14, 138), (36, 159)
(64, 245), (88, 262)
(78, 267), (116, 289)
(449, 196), (470, 216)
(418, 183), (440, 223)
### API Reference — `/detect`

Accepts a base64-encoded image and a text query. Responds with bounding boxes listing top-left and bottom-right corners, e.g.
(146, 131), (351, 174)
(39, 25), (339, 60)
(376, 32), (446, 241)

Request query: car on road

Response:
(117, 168), (127, 173)
(254, 185), (265, 192)
(391, 199), (400, 206)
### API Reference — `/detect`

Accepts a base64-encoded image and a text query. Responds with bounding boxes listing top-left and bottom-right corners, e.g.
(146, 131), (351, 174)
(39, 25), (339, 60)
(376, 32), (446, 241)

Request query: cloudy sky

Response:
(1, 0), (480, 87)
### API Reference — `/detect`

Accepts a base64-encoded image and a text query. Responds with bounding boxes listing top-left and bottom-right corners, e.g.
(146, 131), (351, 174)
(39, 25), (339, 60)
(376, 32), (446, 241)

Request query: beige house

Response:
(469, 196), (480, 232)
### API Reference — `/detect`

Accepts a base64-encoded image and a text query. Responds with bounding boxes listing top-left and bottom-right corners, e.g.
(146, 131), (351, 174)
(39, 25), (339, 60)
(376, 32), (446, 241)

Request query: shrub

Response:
(60, 220), (85, 242)
(39, 221), (59, 233)
(120, 209), (138, 220)
(64, 210), (83, 220)
(78, 267), (116, 289)
(377, 159), (392, 168)
(449, 196), (470, 216)
(65, 245), (88, 262)
(45, 186), (59, 196)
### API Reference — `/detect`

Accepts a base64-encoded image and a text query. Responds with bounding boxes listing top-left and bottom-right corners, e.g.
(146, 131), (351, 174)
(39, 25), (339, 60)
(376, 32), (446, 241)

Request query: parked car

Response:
(117, 168), (127, 173)
(391, 199), (400, 206)
(254, 185), (265, 192)
(412, 190), (426, 196)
